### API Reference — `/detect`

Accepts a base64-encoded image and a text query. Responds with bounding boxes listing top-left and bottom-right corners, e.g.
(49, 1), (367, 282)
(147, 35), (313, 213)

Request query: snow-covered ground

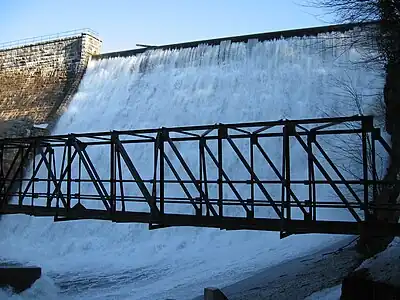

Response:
(0, 29), (385, 299)
(357, 237), (400, 286)
(306, 237), (400, 299)
(306, 285), (342, 300)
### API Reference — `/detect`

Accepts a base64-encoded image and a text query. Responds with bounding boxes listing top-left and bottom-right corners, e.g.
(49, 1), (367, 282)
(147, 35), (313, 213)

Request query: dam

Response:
(0, 23), (395, 299)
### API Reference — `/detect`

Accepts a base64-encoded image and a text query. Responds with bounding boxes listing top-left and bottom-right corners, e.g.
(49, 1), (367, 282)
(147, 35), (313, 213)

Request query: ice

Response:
(0, 29), (385, 299)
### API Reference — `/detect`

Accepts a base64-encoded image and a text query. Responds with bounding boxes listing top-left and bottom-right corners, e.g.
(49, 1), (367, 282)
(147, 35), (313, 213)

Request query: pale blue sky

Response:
(0, 0), (331, 53)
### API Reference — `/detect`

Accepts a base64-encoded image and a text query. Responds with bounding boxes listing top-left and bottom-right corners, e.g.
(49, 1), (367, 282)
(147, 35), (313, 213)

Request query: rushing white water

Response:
(0, 29), (385, 299)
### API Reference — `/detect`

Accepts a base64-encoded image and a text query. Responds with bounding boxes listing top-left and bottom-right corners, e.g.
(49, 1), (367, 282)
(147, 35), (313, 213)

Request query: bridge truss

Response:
(0, 116), (399, 237)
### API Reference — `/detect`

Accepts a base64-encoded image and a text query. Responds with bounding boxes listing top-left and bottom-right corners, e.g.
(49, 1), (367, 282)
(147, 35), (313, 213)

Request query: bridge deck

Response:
(3, 204), (400, 237)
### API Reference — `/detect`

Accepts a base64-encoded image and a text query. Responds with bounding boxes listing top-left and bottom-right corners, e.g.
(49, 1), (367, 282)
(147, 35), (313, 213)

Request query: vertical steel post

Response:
(0, 144), (3, 203)
(18, 146), (24, 206)
(362, 119), (369, 221)
(371, 129), (378, 208)
(78, 147), (82, 205)
(0, 144), (4, 201)
(110, 133), (117, 215)
(218, 127), (226, 218)
(152, 133), (159, 211)
(0, 144), (3, 181)
(281, 132), (285, 219)
(307, 132), (316, 221)
(160, 130), (165, 216)
(48, 147), (57, 208)
(56, 144), (67, 210)
(284, 124), (291, 221)
(67, 138), (72, 210)
(201, 139), (210, 216)
(31, 143), (36, 207)
(117, 149), (125, 212)
(47, 146), (53, 209)
(199, 139), (203, 216)
(250, 135), (256, 218)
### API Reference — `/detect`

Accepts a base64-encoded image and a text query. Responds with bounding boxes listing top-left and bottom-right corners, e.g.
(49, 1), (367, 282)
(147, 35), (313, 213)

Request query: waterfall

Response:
(0, 29), (385, 300)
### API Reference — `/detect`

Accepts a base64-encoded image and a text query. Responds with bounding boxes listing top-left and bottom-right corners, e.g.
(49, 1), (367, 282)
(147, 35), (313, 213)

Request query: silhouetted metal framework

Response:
(0, 116), (399, 238)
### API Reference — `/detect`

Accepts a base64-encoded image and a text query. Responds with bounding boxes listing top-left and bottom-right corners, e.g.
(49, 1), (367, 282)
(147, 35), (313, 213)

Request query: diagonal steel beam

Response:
(71, 139), (111, 211)
(163, 153), (200, 212)
(36, 147), (68, 208)
(1, 144), (33, 207)
(294, 133), (362, 222)
(166, 136), (218, 216)
(203, 143), (250, 213)
(0, 146), (24, 194)
(17, 145), (66, 208)
(48, 148), (78, 207)
(17, 147), (50, 206)
(115, 138), (160, 216)
(253, 125), (277, 135)
(313, 139), (363, 205)
(226, 137), (282, 218)
(254, 141), (308, 215)
(377, 134), (391, 154)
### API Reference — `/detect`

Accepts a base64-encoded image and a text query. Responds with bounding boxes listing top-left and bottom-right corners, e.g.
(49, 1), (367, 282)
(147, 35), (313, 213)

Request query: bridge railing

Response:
(0, 116), (397, 237)
(0, 28), (99, 51)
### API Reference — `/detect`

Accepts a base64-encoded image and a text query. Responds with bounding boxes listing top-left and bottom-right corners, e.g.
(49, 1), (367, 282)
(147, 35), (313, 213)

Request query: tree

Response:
(308, 0), (400, 256)
(308, 1), (399, 62)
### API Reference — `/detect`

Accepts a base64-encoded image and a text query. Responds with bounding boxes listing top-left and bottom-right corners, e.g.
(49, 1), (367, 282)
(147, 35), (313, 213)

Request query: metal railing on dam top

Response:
(0, 115), (398, 238)
(0, 28), (100, 51)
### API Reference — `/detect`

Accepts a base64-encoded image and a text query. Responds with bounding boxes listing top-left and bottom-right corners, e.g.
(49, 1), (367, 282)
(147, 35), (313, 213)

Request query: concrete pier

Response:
(0, 266), (41, 292)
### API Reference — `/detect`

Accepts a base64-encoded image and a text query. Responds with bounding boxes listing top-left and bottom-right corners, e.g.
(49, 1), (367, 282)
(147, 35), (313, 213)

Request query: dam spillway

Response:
(0, 24), (388, 299)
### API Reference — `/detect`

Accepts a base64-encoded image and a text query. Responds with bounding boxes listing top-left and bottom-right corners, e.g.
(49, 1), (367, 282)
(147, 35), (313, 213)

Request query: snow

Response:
(306, 284), (342, 300)
(306, 231), (400, 299)
(357, 237), (400, 286)
(0, 30), (385, 299)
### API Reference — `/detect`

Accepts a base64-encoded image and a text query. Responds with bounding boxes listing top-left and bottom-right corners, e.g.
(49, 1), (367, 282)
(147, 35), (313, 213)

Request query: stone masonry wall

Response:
(0, 34), (102, 124)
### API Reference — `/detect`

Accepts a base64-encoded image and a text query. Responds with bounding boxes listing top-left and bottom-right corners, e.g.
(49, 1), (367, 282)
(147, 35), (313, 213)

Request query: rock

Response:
(204, 287), (228, 300)
(0, 266), (41, 293)
(341, 268), (400, 299)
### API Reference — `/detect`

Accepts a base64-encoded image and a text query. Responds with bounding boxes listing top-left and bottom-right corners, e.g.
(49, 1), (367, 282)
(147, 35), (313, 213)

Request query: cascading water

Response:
(0, 29), (386, 300)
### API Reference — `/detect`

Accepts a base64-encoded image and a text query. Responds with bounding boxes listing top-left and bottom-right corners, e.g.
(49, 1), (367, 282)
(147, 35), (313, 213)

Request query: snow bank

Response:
(305, 284), (341, 300)
(358, 237), (400, 286)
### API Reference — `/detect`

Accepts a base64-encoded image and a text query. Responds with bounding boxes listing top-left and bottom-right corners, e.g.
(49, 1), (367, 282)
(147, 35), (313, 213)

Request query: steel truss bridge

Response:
(0, 116), (399, 238)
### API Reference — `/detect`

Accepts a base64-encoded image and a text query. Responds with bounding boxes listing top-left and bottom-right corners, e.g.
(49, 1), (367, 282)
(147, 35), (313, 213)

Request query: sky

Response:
(0, 0), (332, 53)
